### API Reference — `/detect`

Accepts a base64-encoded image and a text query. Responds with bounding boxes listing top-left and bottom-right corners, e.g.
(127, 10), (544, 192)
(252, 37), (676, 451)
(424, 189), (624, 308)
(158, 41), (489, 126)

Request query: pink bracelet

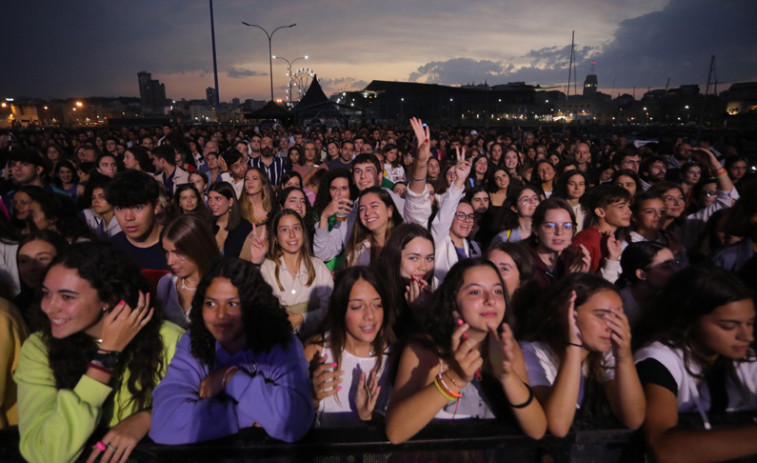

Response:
(220, 366), (239, 389)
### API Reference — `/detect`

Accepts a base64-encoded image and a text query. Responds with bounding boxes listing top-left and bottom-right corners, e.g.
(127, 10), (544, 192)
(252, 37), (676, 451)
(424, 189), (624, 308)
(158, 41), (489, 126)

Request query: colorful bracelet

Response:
(716, 168), (728, 178)
(437, 372), (462, 398)
(507, 382), (534, 409)
(87, 362), (114, 375)
(432, 376), (458, 401)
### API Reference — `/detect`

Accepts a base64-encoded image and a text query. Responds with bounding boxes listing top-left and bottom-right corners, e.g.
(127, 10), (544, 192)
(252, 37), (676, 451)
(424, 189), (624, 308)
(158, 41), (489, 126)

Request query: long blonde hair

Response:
(240, 167), (274, 225)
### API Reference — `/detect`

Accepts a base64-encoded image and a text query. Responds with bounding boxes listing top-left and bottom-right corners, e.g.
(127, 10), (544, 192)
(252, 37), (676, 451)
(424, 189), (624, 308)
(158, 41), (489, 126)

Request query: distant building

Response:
(583, 74), (598, 98)
(725, 82), (757, 115)
(189, 105), (216, 123)
(137, 71), (167, 115)
(206, 87), (216, 106)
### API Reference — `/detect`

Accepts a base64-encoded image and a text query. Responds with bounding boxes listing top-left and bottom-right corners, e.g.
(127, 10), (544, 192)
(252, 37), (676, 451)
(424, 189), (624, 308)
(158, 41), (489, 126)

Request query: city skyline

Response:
(2, 0), (755, 102)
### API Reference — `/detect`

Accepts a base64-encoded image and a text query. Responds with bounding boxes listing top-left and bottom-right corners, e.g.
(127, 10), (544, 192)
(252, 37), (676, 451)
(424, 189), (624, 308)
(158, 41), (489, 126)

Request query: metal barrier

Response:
(2, 414), (756, 463)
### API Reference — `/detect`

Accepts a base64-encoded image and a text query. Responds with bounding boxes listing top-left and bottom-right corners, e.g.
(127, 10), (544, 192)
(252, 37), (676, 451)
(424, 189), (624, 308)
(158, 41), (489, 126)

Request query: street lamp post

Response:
(241, 22), (296, 101)
(272, 55), (308, 104)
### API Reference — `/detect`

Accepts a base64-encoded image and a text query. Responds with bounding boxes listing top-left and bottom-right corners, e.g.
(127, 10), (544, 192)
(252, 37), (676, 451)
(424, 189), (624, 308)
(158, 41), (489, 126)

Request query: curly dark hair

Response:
(188, 257), (293, 367)
(312, 169), (356, 222)
(42, 242), (165, 417)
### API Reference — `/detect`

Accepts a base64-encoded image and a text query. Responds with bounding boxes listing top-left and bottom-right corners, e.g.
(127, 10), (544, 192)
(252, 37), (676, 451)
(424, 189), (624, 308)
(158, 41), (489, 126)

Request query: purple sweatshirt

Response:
(150, 333), (313, 444)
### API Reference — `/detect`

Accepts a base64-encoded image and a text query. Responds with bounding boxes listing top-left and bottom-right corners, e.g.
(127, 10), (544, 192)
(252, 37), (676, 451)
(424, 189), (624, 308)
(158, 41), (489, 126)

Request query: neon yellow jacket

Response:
(0, 298), (27, 429)
(15, 322), (183, 463)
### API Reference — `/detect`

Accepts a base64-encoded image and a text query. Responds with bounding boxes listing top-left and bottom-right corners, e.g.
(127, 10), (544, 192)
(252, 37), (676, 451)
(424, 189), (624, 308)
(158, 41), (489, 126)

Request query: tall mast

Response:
(567, 31), (574, 100)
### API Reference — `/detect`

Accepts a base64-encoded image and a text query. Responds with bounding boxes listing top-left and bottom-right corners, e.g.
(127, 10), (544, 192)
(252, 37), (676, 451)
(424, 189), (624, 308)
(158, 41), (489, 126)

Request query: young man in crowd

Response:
(106, 170), (168, 272)
(152, 144), (190, 198)
(220, 149), (247, 199)
(572, 184), (632, 282)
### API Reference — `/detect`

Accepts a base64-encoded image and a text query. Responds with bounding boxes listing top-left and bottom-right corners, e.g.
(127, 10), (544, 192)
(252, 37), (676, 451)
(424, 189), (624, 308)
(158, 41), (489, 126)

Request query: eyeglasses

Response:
(519, 196), (540, 205)
(662, 195), (686, 204)
(454, 212), (476, 222)
(542, 222), (574, 233)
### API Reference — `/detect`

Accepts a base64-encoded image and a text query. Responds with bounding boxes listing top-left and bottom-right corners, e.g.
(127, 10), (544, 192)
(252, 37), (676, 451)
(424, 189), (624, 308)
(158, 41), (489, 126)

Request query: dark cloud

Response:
(408, 58), (505, 84)
(406, 0), (757, 93)
(227, 67), (266, 78)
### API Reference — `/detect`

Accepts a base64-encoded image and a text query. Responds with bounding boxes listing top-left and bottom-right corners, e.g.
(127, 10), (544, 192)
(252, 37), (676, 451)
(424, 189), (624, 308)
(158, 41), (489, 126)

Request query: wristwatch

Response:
(92, 350), (120, 369)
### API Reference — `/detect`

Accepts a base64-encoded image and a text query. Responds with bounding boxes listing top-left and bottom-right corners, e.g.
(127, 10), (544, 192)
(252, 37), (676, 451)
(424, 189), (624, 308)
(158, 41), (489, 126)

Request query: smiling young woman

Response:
(304, 266), (395, 427)
(346, 187), (403, 266)
(260, 209), (333, 337)
(14, 242), (183, 463)
(634, 266), (757, 463)
(150, 257), (313, 445)
(385, 258), (546, 444)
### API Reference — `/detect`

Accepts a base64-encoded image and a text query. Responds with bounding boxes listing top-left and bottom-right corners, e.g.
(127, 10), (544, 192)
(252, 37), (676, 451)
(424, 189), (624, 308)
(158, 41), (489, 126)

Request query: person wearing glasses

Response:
(491, 184), (542, 245)
(524, 198), (591, 290)
(430, 151), (474, 282)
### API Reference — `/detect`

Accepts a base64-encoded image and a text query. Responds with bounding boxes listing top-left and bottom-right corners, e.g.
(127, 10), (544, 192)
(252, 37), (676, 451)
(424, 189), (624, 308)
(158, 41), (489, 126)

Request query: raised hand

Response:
(690, 147), (718, 174)
(409, 117), (430, 149)
(604, 233), (622, 262)
(323, 197), (353, 219)
(566, 291), (582, 347)
(310, 352), (343, 404)
(453, 147), (472, 188)
(606, 307), (632, 362)
(488, 323), (517, 380)
(449, 321), (484, 385)
(568, 244), (592, 274)
(404, 276), (431, 307)
(98, 292), (154, 353)
(249, 223), (268, 265)
(355, 368), (381, 421)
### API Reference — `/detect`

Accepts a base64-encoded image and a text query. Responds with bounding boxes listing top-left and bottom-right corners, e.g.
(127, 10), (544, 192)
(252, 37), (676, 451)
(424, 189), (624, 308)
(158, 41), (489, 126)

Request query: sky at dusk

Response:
(2, 0), (755, 102)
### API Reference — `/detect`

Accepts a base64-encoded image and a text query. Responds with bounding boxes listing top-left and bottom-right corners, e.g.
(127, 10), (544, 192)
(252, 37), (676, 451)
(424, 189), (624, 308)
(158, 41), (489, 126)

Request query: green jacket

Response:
(15, 322), (183, 463)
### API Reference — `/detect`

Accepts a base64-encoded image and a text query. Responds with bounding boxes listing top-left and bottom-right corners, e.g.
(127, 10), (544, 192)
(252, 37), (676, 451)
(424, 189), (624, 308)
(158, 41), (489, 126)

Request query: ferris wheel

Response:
(289, 67), (314, 101)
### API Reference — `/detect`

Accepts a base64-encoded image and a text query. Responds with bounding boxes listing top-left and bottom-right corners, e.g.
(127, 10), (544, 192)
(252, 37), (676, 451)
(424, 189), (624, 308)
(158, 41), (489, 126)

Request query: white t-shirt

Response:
(520, 341), (615, 409)
(316, 341), (391, 428)
(635, 342), (757, 415)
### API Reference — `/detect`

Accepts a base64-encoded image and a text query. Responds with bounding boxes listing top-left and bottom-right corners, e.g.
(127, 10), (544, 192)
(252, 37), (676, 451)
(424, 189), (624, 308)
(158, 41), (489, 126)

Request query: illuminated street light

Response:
(242, 22), (296, 101)
(273, 54), (308, 104)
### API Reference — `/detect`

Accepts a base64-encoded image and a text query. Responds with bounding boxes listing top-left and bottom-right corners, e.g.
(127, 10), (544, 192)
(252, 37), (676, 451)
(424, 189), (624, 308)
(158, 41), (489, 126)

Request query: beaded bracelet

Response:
(507, 382), (534, 409)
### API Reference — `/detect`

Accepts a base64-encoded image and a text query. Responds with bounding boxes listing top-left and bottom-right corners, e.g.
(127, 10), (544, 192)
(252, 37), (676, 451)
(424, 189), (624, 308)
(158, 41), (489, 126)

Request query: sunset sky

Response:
(2, 0), (755, 102)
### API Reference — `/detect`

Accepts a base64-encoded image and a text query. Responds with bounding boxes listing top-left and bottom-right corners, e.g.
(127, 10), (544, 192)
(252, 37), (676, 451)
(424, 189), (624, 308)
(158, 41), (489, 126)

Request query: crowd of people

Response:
(0, 118), (755, 463)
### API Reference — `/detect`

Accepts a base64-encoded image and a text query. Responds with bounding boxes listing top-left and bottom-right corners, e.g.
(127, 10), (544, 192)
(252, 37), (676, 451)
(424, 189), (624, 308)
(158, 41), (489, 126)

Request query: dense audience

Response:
(0, 119), (756, 462)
